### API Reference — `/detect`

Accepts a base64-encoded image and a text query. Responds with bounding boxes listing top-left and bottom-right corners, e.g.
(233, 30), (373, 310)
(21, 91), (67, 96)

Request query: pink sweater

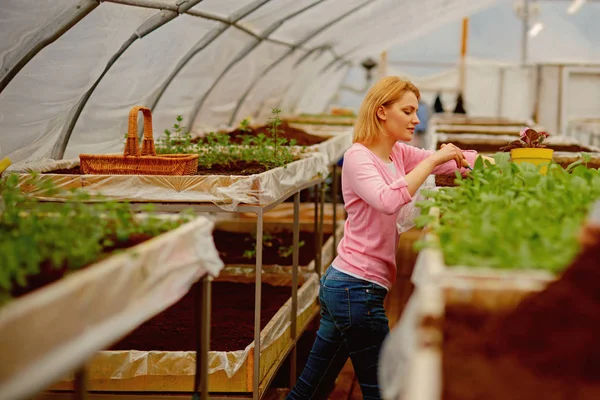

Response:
(332, 142), (477, 290)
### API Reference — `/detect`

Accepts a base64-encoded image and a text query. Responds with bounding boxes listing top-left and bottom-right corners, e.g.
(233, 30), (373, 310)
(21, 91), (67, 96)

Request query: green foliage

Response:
(239, 117), (252, 133)
(0, 174), (193, 304)
(154, 113), (298, 171)
(242, 232), (305, 260)
(415, 155), (600, 272)
(155, 115), (196, 154)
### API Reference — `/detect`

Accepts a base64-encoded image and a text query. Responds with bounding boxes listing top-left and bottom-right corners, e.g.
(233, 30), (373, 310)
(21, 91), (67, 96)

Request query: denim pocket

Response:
(321, 284), (351, 332)
(365, 285), (389, 337)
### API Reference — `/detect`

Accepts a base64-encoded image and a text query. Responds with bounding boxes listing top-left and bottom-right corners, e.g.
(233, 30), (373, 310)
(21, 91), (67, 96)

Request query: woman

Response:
(286, 77), (478, 400)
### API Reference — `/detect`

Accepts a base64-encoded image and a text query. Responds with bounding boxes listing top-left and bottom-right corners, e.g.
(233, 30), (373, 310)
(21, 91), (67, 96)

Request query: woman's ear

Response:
(376, 105), (387, 121)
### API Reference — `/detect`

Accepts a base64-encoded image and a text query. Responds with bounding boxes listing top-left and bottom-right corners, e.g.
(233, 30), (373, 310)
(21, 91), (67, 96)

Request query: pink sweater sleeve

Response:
(344, 148), (413, 215)
(399, 144), (478, 175)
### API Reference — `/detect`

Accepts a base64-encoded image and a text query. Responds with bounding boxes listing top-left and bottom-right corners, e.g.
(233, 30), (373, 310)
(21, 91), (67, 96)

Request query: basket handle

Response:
(123, 106), (156, 157)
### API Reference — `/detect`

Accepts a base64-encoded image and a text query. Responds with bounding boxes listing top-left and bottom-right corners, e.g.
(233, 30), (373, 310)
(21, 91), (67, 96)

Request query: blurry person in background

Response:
(415, 99), (430, 134)
(286, 76), (479, 400)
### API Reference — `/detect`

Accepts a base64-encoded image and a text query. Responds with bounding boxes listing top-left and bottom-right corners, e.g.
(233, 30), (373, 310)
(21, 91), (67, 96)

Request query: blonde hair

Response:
(353, 76), (420, 145)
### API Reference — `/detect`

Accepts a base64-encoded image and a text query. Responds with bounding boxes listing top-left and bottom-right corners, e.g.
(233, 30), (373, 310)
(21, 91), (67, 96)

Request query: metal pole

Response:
(74, 367), (88, 400)
(458, 17), (469, 95)
(253, 210), (263, 400)
(521, 0), (530, 66)
(331, 165), (339, 258)
(290, 192), (300, 387)
(199, 277), (212, 400)
(318, 184), (326, 276)
(314, 184), (321, 278)
(497, 67), (505, 118)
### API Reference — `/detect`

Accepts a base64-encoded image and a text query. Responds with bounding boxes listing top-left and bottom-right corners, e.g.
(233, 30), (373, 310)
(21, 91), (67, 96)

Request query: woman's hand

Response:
(430, 143), (469, 169)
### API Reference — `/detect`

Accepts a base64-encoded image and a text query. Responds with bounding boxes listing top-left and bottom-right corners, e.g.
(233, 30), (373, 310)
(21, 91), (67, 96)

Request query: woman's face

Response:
(378, 91), (420, 142)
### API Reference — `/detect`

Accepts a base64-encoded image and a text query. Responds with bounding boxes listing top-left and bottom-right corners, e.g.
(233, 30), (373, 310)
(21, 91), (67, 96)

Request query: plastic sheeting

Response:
(61, 270), (320, 390)
(8, 152), (329, 211)
(66, 14), (220, 158)
(288, 123), (353, 164)
(0, 215), (224, 400)
(0, 0), (506, 165)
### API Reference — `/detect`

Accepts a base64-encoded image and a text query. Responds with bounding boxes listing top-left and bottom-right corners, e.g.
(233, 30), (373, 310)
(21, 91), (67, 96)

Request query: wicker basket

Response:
(80, 106), (198, 175)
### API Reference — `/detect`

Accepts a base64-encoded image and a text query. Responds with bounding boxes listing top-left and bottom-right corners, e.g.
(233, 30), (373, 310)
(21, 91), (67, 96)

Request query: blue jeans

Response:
(287, 267), (389, 400)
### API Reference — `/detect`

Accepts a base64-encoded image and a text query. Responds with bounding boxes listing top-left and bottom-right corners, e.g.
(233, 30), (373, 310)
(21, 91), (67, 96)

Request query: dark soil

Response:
(438, 141), (595, 153)
(194, 122), (329, 147)
(49, 166), (82, 175)
(435, 175), (460, 187)
(110, 281), (295, 352)
(443, 227), (600, 400)
(213, 230), (332, 266)
(10, 233), (153, 298)
(47, 160), (291, 176)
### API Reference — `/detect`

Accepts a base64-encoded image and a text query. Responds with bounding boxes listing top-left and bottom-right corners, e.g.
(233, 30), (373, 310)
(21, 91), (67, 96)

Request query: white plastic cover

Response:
(66, 14), (219, 158)
(0, 215), (224, 400)
(287, 123), (353, 164)
(8, 152), (330, 211)
(0, 0), (510, 164)
(0, 3), (155, 163)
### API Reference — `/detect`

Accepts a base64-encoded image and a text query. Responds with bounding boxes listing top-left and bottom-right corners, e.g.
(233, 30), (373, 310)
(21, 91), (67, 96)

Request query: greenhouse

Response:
(1, 0), (600, 399)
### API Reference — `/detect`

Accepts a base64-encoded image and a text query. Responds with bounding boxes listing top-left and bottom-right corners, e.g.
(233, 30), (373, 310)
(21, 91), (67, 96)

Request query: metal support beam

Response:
(51, 0), (204, 159)
(188, 0), (327, 127)
(521, 0), (530, 66)
(290, 192), (300, 387)
(331, 164), (339, 259)
(228, 0), (376, 125)
(193, 276), (212, 400)
(0, 0), (99, 94)
(73, 367), (88, 400)
(253, 210), (263, 400)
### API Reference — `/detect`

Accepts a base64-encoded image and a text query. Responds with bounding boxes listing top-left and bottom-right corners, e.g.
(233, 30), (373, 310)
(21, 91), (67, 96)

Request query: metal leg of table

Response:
(331, 164), (339, 259)
(289, 192), (300, 388)
(253, 210), (264, 400)
(73, 367), (88, 400)
(313, 183), (321, 278)
(194, 276), (212, 400)
(317, 184), (326, 276)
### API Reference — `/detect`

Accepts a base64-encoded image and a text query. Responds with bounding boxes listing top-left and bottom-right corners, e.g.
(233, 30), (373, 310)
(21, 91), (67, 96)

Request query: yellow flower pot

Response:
(510, 148), (554, 174)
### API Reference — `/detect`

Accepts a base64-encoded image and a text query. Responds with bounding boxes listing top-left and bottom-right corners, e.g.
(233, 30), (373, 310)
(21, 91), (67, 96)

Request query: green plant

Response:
(269, 108), (282, 164)
(414, 154), (600, 272)
(155, 114), (299, 172)
(241, 232), (305, 260)
(156, 115), (195, 154)
(278, 240), (305, 258)
(500, 127), (549, 151)
(0, 174), (192, 304)
(239, 117), (252, 133)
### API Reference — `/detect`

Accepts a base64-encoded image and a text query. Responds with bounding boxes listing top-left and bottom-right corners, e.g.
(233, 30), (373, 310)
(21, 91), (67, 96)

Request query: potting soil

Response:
(443, 226), (600, 399)
(110, 281), (295, 352)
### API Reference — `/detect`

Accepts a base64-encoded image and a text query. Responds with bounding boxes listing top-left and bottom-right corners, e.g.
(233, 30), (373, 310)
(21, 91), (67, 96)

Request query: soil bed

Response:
(213, 229), (332, 266)
(10, 233), (153, 299)
(442, 230), (600, 400)
(46, 160), (288, 176)
(194, 122), (329, 147)
(110, 281), (295, 352)
(438, 141), (594, 153)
